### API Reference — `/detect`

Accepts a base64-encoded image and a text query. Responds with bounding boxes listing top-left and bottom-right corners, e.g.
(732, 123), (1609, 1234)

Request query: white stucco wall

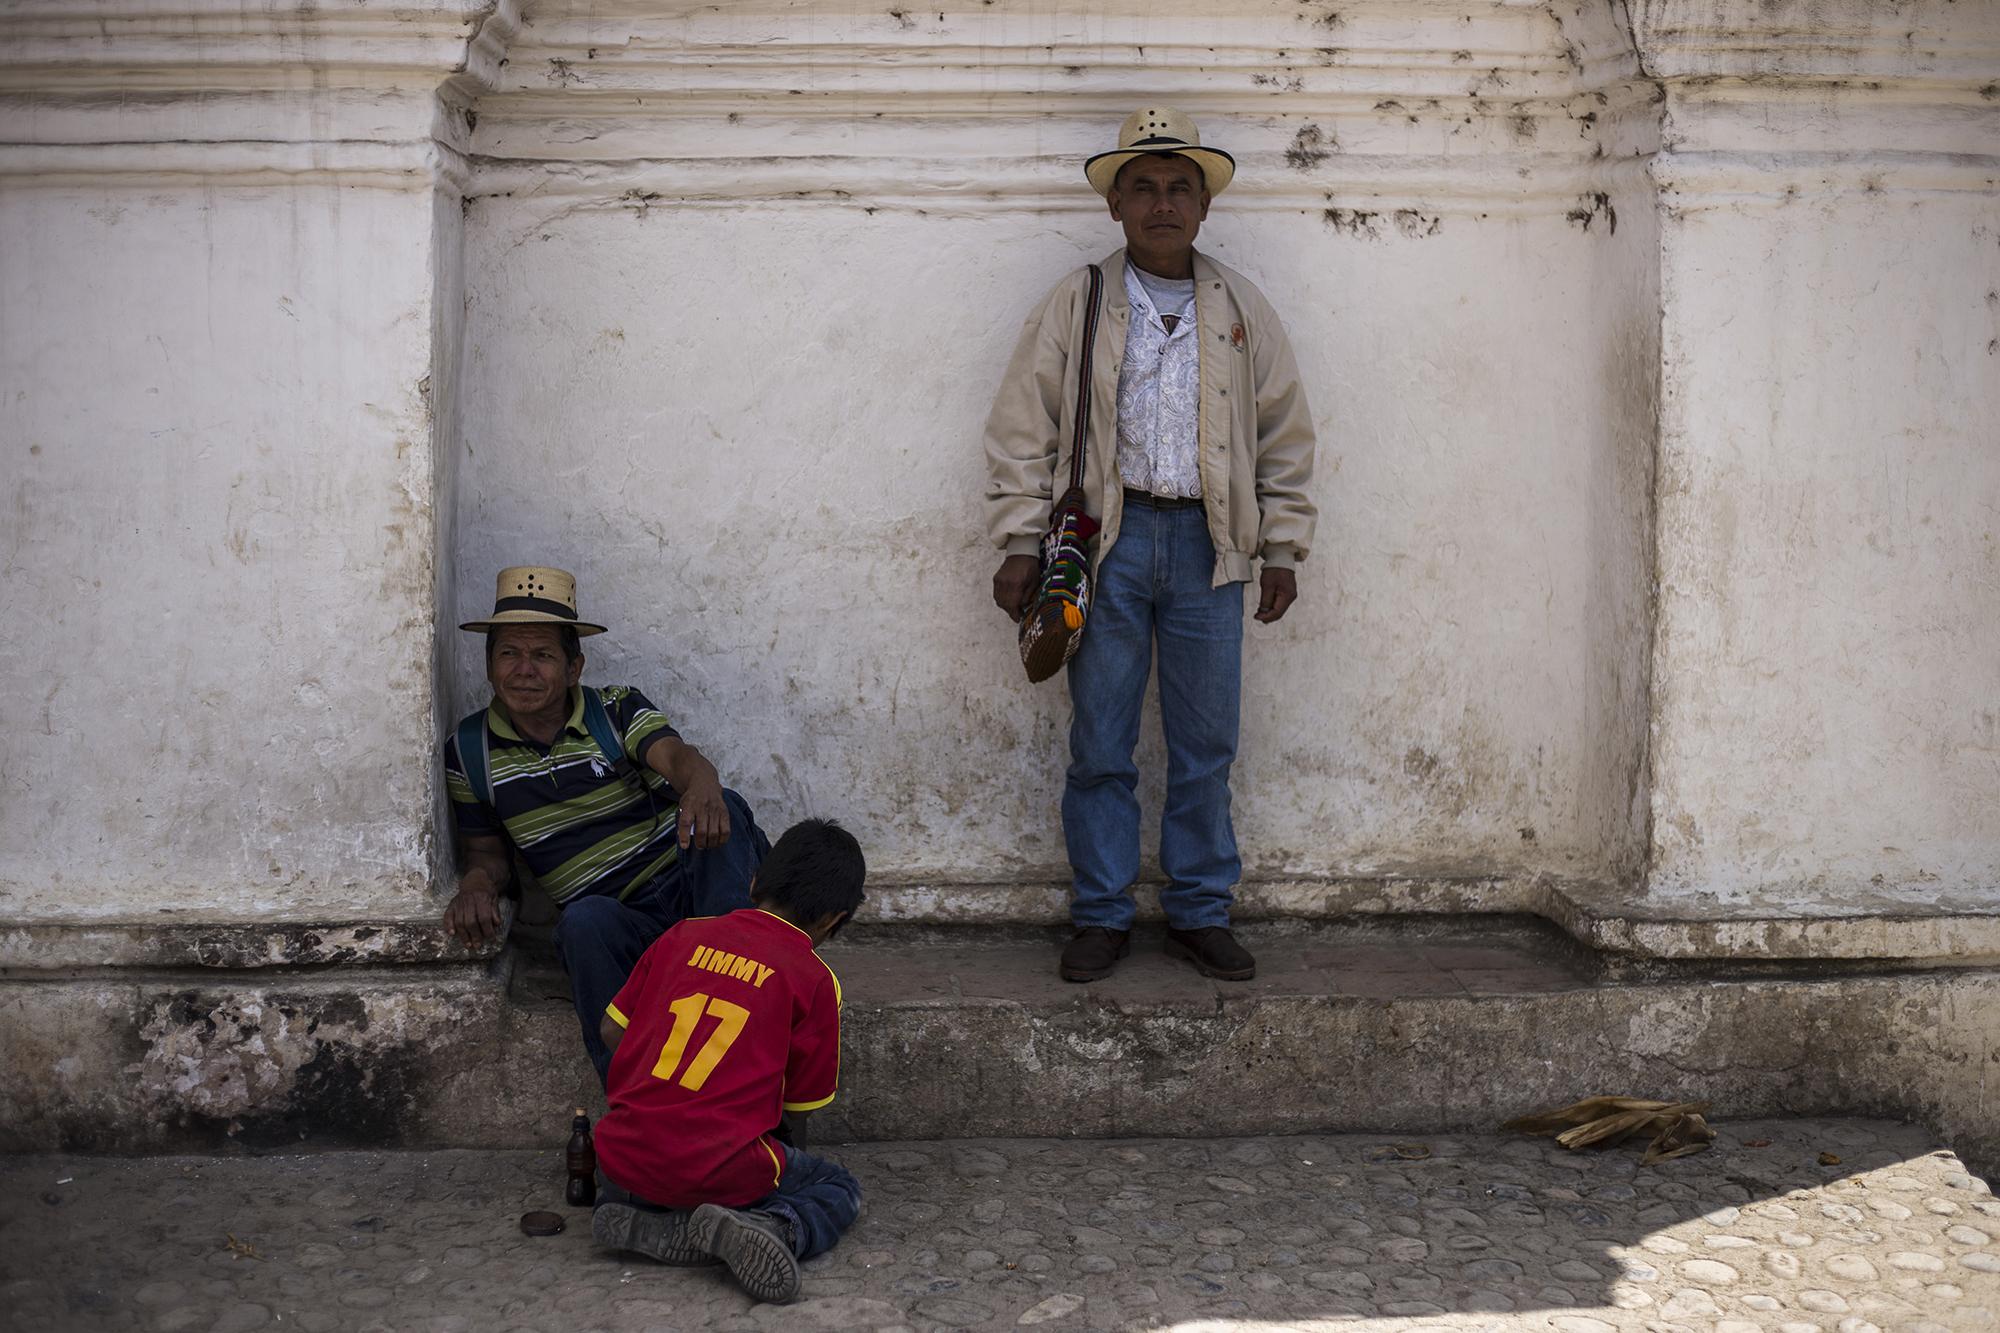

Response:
(1651, 186), (2000, 906)
(0, 181), (446, 920)
(1640, 5), (2000, 907)
(0, 2), (487, 922)
(2, 0), (1994, 929)
(451, 0), (1660, 890)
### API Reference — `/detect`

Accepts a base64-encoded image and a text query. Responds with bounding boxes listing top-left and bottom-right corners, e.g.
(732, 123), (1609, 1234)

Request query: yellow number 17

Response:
(651, 992), (750, 1091)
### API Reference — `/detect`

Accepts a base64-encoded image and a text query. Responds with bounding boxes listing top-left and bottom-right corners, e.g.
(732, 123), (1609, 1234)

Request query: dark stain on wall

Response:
(1567, 192), (1618, 235)
(1286, 124), (1334, 169)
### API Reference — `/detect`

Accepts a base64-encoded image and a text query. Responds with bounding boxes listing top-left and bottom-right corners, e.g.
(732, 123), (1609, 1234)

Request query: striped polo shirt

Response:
(443, 685), (682, 904)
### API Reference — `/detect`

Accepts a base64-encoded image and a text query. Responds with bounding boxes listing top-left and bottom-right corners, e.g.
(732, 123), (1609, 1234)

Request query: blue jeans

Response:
(600, 1144), (862, 1261)
(1064, 502), (1244, 932)
(556, 788), (769, 1083)
(752, 1145), (863, 1260)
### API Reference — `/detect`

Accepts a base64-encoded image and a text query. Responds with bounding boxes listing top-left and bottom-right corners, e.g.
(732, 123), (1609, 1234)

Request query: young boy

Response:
(590, 817), (866, 1304)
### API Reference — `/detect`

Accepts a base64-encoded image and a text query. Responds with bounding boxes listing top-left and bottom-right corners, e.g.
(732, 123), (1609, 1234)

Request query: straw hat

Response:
(459, 566), (607, 636)
(1084, 107), (1236, 198)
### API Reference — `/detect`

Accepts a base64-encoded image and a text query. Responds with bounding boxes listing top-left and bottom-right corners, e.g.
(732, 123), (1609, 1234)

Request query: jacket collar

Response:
(1100, 246), (1214, 325)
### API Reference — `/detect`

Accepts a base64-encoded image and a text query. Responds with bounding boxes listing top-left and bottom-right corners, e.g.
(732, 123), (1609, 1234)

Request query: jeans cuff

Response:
(754, 1202), (806, 1257)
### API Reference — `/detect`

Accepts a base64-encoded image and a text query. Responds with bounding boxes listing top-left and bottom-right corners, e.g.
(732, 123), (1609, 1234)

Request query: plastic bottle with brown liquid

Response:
(564, 1107), (596, 1207)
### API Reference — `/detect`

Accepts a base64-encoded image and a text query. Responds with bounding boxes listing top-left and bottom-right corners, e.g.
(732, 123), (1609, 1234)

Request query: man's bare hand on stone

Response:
(444, 882), (503, 947)
(445, 835), (511, 947)
(993, 554), (1040, 623)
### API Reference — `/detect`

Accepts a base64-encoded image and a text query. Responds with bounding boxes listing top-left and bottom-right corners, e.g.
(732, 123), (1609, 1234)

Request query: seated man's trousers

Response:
(555, 788), (770, 1083)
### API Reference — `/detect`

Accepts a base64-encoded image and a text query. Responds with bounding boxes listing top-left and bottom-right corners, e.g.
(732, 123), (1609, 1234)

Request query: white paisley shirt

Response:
(1114, 261), (1203, 499)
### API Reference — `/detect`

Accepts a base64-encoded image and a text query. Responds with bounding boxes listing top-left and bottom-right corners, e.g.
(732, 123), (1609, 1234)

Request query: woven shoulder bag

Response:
(1018, 263), (1106, 684)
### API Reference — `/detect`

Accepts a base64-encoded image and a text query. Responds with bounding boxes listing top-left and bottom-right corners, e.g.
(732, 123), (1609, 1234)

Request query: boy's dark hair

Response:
(755, 818), (866, 929)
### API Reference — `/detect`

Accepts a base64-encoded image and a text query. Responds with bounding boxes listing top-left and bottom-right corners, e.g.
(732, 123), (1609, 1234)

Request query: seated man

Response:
(590, 818), (866, 1306)
(442, 565), (770, 1083)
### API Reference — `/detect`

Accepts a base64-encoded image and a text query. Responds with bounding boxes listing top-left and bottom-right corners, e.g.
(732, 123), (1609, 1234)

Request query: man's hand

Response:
(1254, 567), (1298, 624)
(677, 774), (733, 850)
(993, 554), (1040, 623)
(444, 836), (511, 947)
(444, 880), (503, 947)
(645, 736), (731, 850)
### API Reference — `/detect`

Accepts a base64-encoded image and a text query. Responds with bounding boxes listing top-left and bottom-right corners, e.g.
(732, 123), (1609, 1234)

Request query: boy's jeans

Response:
(601, 1145), (862, 1261)
(555, 789), (770, 1084)
(1063, 501), (1245, 932)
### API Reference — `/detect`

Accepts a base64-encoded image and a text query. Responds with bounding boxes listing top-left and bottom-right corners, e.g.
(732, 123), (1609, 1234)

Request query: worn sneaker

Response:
(689, 1203), (801, 1304)
(1059, 926), (1131, 983)
(1164, 926), (1256, 981)
(591, 1201), (715, 1266)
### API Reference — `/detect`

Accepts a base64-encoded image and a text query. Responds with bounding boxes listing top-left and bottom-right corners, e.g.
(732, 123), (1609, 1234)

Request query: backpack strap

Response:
(456, 710), (494, 809)
(580, 686), (626, 769)
(581, 685), (668, 821)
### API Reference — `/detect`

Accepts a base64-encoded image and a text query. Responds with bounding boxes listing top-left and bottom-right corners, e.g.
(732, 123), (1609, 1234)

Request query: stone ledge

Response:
(1548, 884), (2000, 965)
(6, 875), (1994, 973)
(4, 920), (1996, 1183)
(863, 877), (2000, 965)
(0, 901), (510, 972)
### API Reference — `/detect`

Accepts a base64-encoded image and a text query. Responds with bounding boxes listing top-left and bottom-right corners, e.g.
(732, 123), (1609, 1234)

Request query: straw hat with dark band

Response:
(1085, 107), (1236, 198)
(460, 566), (607, 636)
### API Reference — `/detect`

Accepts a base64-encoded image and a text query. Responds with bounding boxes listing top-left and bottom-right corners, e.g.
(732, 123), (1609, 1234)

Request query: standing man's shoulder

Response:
(1016, 257), (1112, 333)
(1196, 253), (1288, 324)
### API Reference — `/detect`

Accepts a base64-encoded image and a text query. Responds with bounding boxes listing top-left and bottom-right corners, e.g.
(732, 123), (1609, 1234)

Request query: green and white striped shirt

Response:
(444, 685), (681, 904)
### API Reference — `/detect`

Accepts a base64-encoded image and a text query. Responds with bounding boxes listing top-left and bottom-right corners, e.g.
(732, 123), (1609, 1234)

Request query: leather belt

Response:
(1122, 487), (1203, 511)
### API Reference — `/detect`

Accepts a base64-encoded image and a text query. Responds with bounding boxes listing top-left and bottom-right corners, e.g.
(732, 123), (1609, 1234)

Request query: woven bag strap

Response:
(1066, 263), (1105, 494)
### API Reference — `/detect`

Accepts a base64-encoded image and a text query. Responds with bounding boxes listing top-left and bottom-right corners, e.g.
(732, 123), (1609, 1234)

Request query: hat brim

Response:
(1086, 145), (1235, 198)
(460, 610), (608, 636)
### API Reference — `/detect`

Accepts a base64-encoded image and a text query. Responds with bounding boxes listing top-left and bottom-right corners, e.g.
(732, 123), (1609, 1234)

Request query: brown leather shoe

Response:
(1059, 927), (1130, 982)
(1164, 926), (1256, 981)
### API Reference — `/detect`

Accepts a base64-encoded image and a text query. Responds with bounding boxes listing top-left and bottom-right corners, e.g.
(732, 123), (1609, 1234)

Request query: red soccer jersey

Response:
(597, 908), (843, 1208)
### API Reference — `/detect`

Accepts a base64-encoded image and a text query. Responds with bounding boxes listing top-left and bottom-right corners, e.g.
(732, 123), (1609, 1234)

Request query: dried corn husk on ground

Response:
(1502, 1096), (1717, 1165)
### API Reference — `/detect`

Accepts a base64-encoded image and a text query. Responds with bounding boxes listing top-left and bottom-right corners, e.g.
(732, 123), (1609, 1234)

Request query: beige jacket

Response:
(983, 247), (1317, 587)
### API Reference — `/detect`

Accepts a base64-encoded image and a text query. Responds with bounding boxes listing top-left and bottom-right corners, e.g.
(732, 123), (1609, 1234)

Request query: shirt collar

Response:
(751, 907), (817, 942)
(487, 687), (587, 743)
(1123, 259), (1197, 341)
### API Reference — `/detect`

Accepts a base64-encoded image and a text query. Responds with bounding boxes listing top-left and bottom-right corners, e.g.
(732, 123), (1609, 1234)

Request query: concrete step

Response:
(484, 918), (2000, 1178)
(7, 917), (1997, 1181)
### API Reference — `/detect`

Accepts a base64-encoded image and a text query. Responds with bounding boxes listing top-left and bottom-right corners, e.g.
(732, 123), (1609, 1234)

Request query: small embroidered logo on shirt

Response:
(1231, 322), (1246, 349)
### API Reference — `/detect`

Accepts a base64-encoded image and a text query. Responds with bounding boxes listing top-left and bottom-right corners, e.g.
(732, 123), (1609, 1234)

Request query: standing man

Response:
(984, 108), (1317, 984)
(442, 566), (770, 1082)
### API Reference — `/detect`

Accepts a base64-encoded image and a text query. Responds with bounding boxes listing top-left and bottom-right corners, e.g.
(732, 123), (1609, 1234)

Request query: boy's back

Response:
(599, 907), (842, 1209)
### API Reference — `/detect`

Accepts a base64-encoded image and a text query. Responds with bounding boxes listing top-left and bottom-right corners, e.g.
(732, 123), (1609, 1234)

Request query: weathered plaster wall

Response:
(3, 0), (1998, 1161)
(2, 0), (1993, 938)
(1635, 0), (2000, 908)
(0, 4), (491, 922)
(451, 0), (1661, 893)
(0, 185), (441, 920)
(428, 109), (480, 895)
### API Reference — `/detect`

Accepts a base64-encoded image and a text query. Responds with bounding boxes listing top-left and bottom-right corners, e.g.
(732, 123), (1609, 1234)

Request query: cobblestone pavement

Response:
(3, 1119), (1996, 1332)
